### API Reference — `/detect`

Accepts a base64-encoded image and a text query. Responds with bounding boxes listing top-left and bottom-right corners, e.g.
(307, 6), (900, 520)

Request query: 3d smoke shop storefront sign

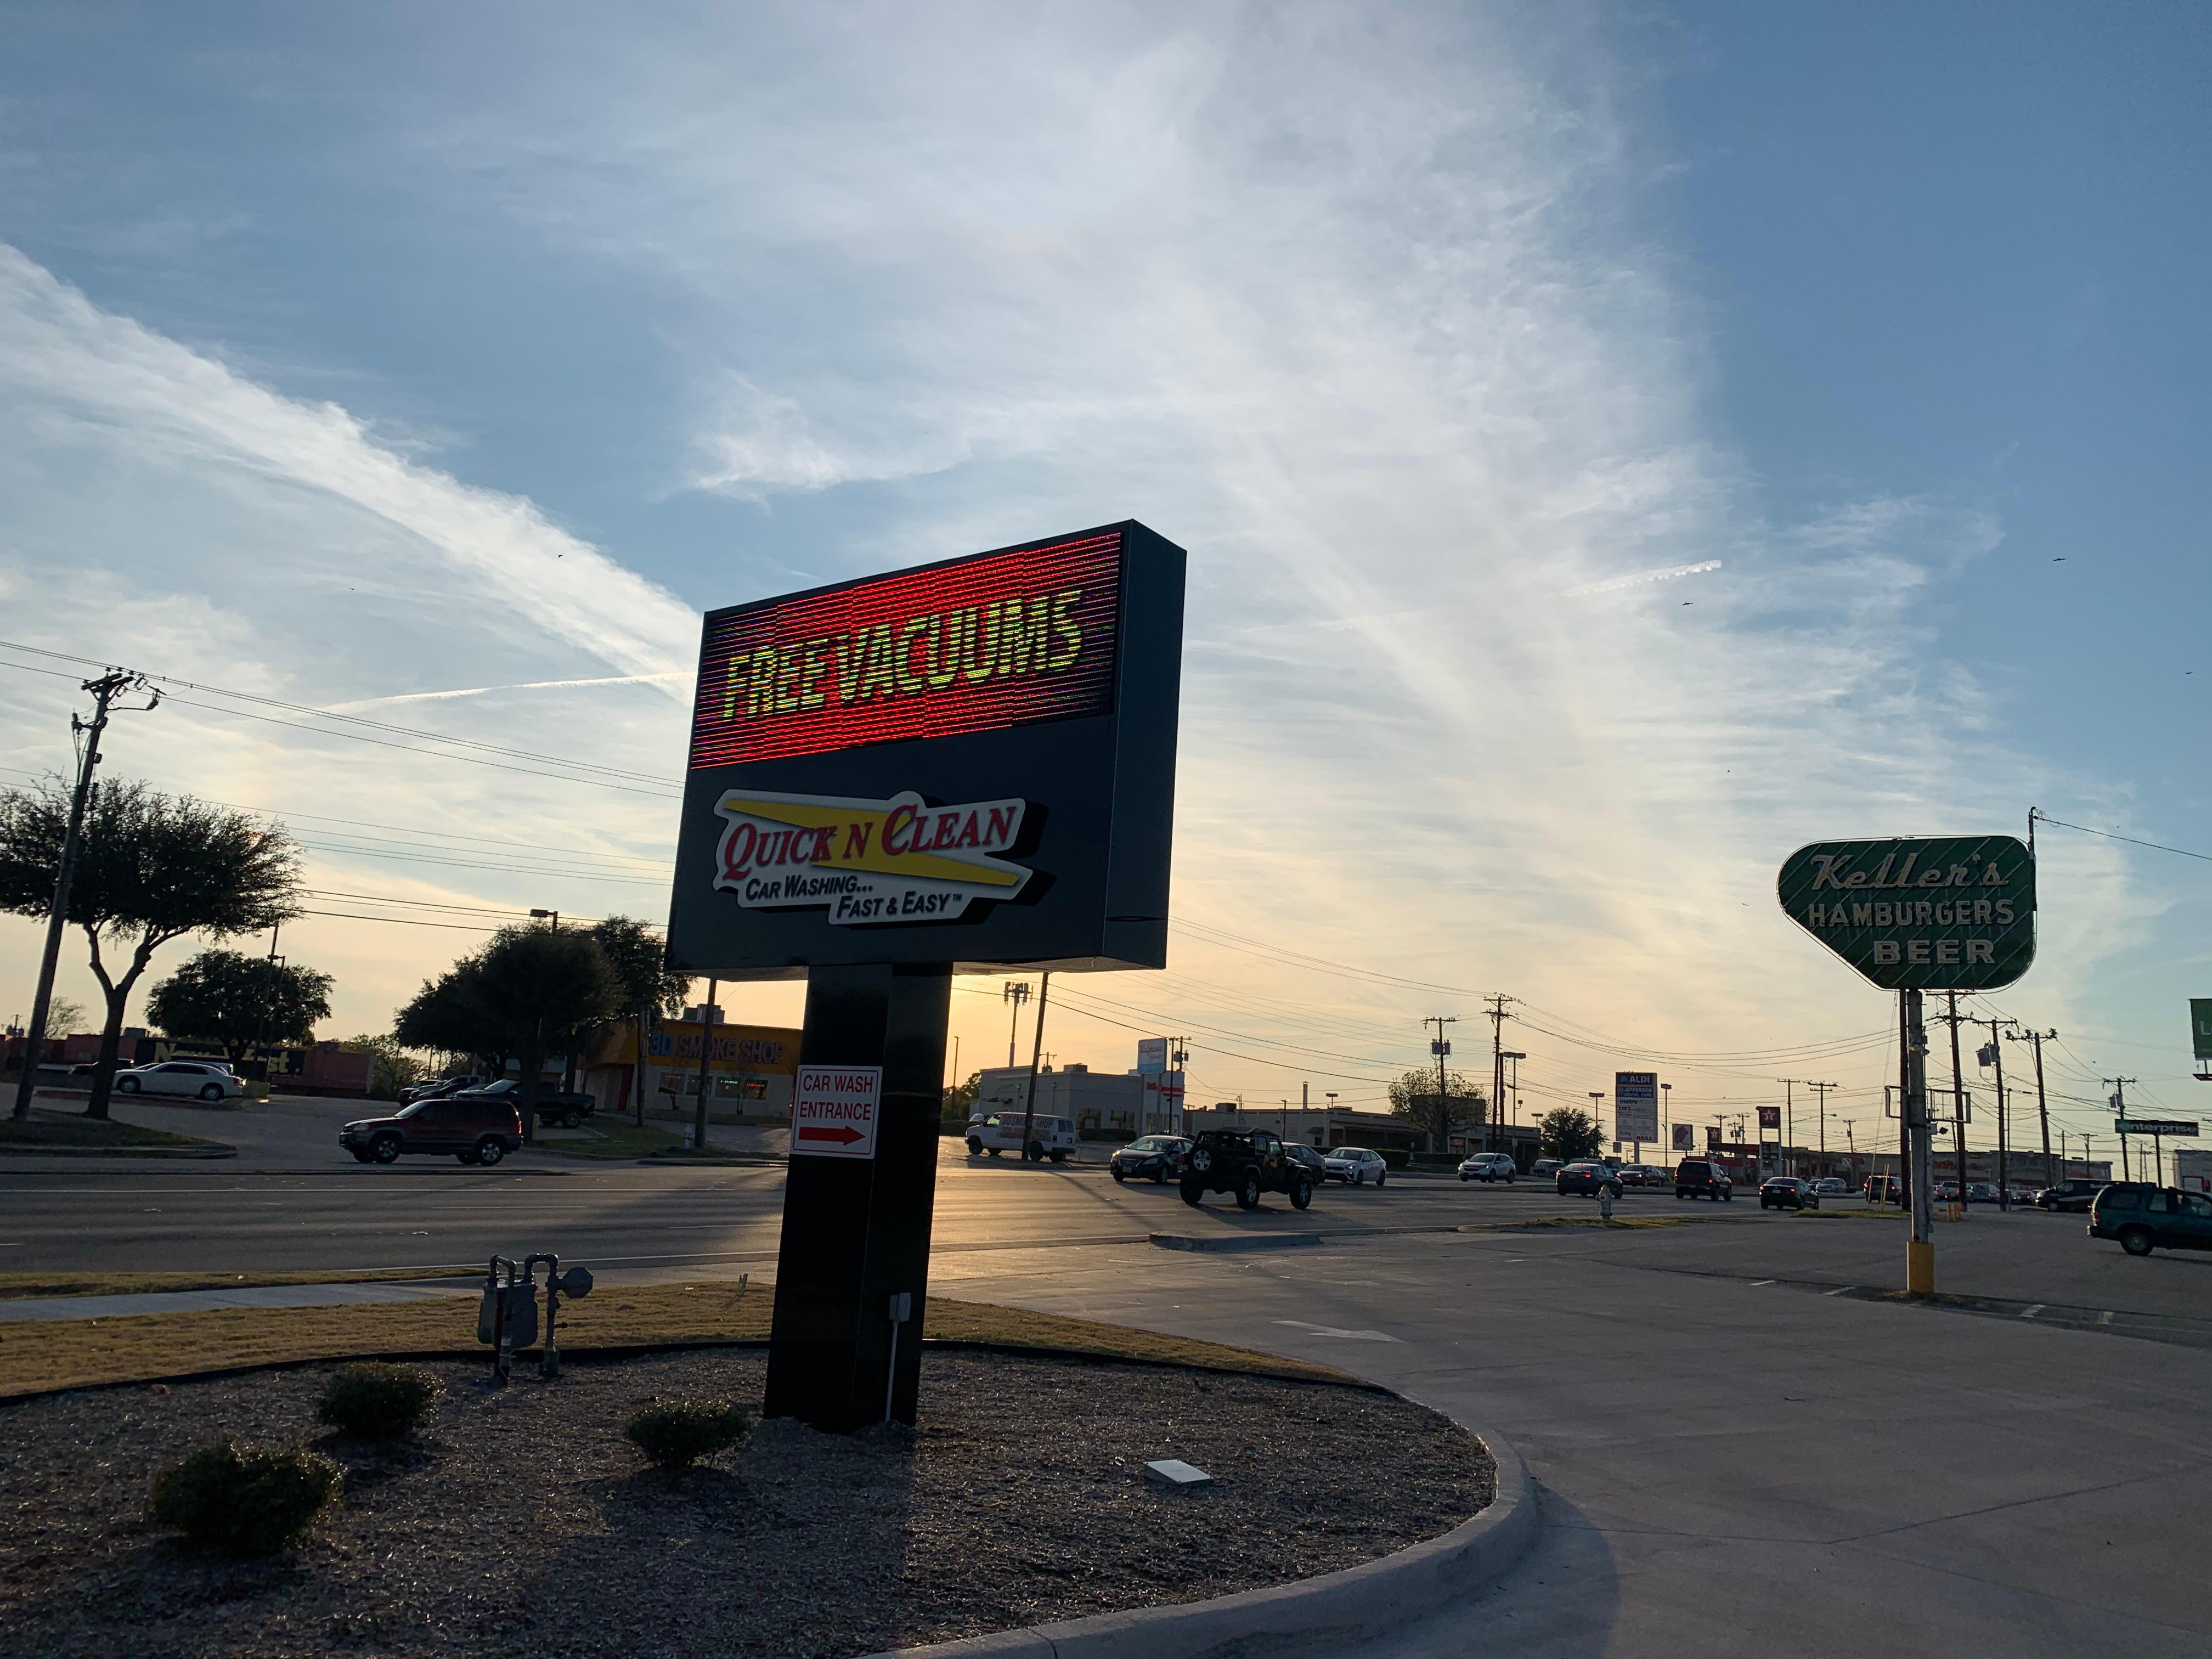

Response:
(667, 522), (1186, 1432)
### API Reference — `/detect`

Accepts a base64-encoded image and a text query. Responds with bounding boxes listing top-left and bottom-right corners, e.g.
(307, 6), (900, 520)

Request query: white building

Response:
(974, 1064), (1162, 1136)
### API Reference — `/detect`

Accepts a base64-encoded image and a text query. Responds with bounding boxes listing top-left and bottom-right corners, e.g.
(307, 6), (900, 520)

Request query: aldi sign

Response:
(1614, 1073), (1658, 1142)
(1777, 835), (2035, 991)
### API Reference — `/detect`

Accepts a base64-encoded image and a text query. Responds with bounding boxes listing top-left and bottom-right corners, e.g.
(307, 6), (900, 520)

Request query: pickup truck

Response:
(454, 1079), (597, 1128)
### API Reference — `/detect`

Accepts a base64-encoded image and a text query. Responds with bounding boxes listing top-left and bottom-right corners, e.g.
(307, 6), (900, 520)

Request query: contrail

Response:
(329, 671), (693, 712)
(1565, 560), (1722, 598)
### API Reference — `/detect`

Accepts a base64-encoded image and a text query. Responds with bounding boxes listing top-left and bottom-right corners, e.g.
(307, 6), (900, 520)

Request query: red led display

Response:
(688, 531), (1123, 769)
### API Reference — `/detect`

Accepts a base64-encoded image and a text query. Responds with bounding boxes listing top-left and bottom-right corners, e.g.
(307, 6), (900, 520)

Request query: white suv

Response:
(965, 1108), (1076, 1163)
(1458, 1152), (1517, 1183)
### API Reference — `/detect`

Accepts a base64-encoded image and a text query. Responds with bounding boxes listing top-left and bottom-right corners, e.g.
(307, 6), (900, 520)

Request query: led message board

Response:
(666, 521), (1184, 978)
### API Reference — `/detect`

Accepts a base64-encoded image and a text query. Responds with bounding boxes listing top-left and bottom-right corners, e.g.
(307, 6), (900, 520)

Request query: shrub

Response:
(316, 1362), (442, 1440)
(148, 1440), (343, 1558)
(626, 1398), (753, 1471)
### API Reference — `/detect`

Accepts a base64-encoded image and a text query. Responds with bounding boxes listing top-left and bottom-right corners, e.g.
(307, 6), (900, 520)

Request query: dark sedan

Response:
(1759, 1176), (1819, 1211)
(1110, 1135), (1192, 1183)
(1556, 1160), (1623, 1198)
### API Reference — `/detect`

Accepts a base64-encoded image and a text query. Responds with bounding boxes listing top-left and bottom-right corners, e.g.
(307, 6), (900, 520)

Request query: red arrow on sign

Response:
(798, 1125), (866, 1146)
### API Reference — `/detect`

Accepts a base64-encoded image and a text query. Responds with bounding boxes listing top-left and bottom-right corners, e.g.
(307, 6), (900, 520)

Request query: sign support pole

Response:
(764, 964), (950, 1431)
(1903, 989), (1935, 1295)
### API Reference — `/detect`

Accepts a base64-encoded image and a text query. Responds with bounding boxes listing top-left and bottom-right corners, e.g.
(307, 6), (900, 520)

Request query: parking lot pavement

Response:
(962, 1223), (2212, 1658)
(1537, 1203), (2212, 1325)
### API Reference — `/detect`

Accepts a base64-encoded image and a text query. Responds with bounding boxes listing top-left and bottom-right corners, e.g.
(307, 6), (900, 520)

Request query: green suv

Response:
(2087, 1184), (2212, 1256)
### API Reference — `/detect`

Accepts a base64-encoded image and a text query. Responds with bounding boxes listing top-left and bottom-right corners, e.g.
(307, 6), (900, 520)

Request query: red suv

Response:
(340, 1096), (524, 1166)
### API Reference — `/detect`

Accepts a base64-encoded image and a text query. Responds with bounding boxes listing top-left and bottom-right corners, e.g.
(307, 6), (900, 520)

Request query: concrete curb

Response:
(859, 1429), (1537, 1659)
(1149, 1232), (1326, 1254)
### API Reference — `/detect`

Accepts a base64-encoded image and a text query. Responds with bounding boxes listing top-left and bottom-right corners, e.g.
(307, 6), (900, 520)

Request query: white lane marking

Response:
(2020, 1304), (2045, 1319)
(1750, 1279), (1776, 1287)
(1822, 1286), (1853, 1296)
(1272, 1318), (1403, 1343)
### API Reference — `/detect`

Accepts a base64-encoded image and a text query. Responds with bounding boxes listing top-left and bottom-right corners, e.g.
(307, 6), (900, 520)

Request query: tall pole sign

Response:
(1778, 834), (2035, 1295)
(667, 522), (1184, 1431)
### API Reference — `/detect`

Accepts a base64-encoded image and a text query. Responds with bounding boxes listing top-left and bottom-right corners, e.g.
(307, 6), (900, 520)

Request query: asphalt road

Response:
(9, 1096), (2210, 1656)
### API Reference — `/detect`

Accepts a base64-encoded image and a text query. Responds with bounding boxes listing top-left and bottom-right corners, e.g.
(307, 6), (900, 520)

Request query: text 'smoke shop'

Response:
(667, 521), (1186, 977)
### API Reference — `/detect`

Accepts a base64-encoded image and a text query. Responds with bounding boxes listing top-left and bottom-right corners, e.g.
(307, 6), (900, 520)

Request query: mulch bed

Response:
(0, 1346), (1493, 1659)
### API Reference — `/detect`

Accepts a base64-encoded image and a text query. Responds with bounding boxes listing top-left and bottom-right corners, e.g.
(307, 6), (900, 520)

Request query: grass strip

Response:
(0, 1112), (233, 1156)
(533, 1122), (687, 1159)
(1794, 1207), (1908, 1220)
(0, 1267), (483, 1302)
(0, 1283), (1358, 1401)
(1467, 1214), (1704, 1232)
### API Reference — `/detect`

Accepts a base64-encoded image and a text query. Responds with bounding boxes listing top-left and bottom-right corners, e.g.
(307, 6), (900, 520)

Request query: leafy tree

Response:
(0, 781), (301, 1118)
(1538, 1106), (1604, 1163)
(393, 960), (504, 1074)
(1387, 1065), (1486, 1151)
(943, 1070), (983, 1124)
(585, 915), (690, 1125)
(399, 924), (620, 1143)
(147, 949), (334, 1065)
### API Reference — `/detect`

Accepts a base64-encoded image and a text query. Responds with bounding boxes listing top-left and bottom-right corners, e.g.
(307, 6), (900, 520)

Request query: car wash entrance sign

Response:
(668, 522), (1184, 1434)
(1777, 835), (2035, 992)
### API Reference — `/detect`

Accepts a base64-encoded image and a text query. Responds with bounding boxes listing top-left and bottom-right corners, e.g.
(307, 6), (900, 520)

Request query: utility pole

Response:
(1500, 1051), (1524, 1161)
(13, 668), (157, 1122)
(1776, 1079), (1801, 1177)
(1017, 972), (1053, 1160)
(1001, 980), (1031, 1069)
(2008, 1028), (2056, 1187)
(692, 978), (717, 1153)
(2106, 1077), (2137, 1182)
(1935, 992), (1970, 1215)
(1974, 1017), (2016, 1206)
(1806, 1081), (1838, 1177)
(1426, 1013), (1458, 1154)
(1483, 995), (1514, 1154)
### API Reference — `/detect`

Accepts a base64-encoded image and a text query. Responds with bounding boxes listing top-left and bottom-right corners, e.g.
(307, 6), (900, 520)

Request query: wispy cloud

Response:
(0, 8), (2138, 1110)
(328, 673), (693, 713)
(1565, 560), (1722, 598)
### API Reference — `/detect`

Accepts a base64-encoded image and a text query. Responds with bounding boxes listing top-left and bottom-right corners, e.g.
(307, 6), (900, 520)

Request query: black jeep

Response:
(1178, 1127), (1314, 1211)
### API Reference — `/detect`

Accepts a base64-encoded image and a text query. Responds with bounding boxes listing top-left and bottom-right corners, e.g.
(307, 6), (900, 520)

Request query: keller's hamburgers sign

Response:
(666, 522), (1186, 978)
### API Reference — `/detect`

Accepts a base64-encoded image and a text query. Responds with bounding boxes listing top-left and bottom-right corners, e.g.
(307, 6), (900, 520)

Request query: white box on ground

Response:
(1144, 1458), (1211, 1488)
(791, 1065), (883, 1159)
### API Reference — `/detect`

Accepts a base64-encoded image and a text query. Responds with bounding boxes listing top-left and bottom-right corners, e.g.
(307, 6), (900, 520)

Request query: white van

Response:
(966, 1108), (1076, 1163)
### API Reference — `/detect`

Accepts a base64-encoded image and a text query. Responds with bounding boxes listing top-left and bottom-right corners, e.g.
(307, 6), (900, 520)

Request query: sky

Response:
(1, 2), (2205, 1162)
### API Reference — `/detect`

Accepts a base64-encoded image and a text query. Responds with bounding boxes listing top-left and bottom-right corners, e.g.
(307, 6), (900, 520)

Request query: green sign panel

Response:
(2117, 1119), (2198, 1138)
(1778, 835), (2035, 991)
(2192, 1000), (2212, 1062)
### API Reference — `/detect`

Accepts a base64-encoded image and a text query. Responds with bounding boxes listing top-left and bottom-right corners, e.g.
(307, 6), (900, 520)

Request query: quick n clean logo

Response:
(711, 788), (1034, 926)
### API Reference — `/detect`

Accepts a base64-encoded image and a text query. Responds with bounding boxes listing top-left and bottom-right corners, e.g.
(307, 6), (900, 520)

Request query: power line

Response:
(2032, 810), (2212, 865)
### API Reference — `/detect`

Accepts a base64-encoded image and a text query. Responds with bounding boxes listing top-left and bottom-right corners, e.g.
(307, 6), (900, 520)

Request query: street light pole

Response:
(12, 669), (157, 1122)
